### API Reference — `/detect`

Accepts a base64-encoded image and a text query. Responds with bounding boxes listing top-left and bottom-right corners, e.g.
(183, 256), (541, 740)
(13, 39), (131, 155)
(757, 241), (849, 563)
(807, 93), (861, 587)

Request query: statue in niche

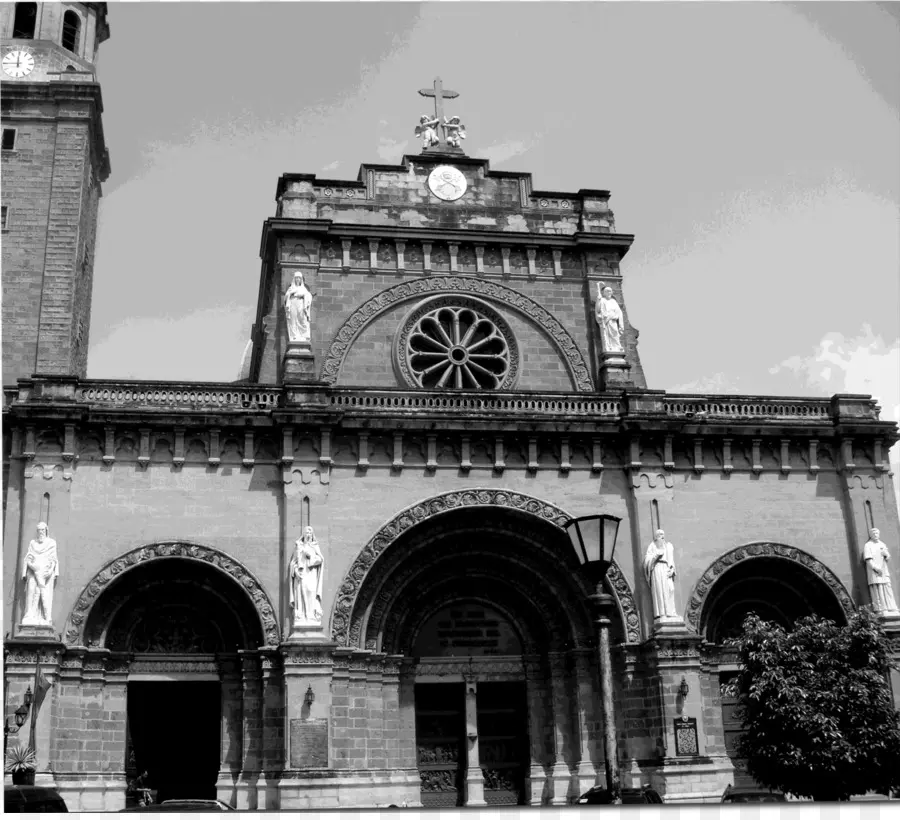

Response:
(290, 526), (324, 625)
(283, 271), (312, 343)
(443, 116), (466, 148)
(415, 114), (440, 149)
(643, 529), (679, 621)
(863, 529), (899, 614)
(595, 283), (624, 353)
(21, 522), (59, 626)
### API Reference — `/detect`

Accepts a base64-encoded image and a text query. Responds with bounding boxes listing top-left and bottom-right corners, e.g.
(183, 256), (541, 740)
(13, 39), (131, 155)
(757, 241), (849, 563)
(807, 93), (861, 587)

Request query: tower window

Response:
(2, 129), (17, 151)
(62, 11), (81, 53)
(12, 3), (37, 39)
(1, 206), (9, 231)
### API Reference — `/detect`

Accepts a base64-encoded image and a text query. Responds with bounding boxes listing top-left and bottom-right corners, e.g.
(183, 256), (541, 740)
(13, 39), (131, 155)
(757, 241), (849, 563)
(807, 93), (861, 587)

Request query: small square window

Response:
(2, 129), (17, 151)
(1, 206), (9, 230)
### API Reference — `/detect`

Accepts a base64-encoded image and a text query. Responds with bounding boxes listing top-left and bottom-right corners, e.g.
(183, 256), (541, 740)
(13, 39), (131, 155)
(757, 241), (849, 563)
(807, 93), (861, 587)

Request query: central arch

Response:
(331, 488), (640, 647)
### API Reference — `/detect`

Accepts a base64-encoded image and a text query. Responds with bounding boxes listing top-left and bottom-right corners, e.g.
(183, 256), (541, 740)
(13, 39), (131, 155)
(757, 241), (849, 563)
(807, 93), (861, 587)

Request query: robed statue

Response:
(595, 283), (624, 353)
(22, 522), (59, 626)
(284, 272), (312, 343)
(863, 528), (899, 615)
(643, 529), (679, 620)
(290, 526), (324, 625)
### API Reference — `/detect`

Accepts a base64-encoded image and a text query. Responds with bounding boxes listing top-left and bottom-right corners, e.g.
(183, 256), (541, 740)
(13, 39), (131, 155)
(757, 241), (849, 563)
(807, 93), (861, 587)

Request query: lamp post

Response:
(563, 513), (622, 805)
(3, 686), (33, 756)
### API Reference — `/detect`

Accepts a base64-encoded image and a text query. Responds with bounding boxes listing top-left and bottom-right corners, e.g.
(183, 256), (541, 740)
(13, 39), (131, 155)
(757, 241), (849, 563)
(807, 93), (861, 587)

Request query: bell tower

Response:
(1, 2), (111, 384)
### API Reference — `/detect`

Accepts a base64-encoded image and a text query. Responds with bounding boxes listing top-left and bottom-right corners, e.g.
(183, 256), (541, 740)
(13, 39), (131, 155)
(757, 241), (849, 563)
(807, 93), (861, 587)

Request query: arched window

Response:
(12, 2), (37, 39)
(61, 10), (81, 53)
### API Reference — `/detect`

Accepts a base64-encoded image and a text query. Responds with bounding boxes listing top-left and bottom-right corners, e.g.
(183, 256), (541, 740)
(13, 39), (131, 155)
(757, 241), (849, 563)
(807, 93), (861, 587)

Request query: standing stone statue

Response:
(643, 529), (679, 620)
(290, 526), (324, 626)
(21, 522), (59, 626)
(595, 283), (624, 353)
(863, 528), (899, 615)
(284, 271), (312, 343)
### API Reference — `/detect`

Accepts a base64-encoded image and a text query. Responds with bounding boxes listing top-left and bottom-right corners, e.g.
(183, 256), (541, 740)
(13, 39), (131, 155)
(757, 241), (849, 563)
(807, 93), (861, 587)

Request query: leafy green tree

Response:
(727, 608), (900, 801)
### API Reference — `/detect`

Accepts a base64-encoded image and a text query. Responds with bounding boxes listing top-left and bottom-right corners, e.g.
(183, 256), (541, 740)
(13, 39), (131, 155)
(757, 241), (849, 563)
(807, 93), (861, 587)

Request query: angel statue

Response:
(415, 114), (440, 149)
(443, 116), (466, 148)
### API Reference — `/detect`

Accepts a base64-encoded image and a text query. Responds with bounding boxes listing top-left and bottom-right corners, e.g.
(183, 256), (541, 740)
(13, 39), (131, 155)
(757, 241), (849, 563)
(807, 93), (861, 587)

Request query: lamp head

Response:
(563, 514), (622, 578)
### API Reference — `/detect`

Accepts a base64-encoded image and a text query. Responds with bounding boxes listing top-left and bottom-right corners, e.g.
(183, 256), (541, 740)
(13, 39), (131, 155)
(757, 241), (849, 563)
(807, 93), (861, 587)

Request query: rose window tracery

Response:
(395, 296), (518, 390)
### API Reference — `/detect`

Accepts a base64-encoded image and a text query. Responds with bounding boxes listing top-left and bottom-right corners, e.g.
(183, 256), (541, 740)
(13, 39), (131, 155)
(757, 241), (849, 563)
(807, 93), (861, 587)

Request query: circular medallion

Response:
(428, 165), (467, 202)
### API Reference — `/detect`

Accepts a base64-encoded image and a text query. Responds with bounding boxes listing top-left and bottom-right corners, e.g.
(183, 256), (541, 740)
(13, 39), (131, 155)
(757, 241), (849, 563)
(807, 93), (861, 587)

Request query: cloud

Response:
(88, 305), (254, 383)
(668, 372), (746, 395)
(377, 137), (408, 162)
(321, 160), (341, 172)
(481, 140), (534, 167)
(770, 324), (900, 509)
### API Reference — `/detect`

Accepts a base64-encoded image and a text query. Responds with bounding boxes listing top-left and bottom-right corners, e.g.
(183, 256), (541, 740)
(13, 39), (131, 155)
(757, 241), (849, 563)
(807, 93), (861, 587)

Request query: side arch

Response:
(331, 488), (641, 646)
(320, 276), (595, 391)
(685, 542), (856, 635)
(64, 541), (280, 647)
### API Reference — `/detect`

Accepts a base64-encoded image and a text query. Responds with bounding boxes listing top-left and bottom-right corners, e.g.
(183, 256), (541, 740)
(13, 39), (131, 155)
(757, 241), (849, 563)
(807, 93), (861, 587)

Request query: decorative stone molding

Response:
(65, 542), (280, 647)
(321, 276), (594, 391)
(331, 488), (637, 645)
(685, 542), (856, 635)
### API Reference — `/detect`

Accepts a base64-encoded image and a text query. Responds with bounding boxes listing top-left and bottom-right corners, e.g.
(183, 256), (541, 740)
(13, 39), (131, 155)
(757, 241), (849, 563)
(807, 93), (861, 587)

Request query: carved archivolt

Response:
(685, 542), (856, 635)
(65, 542), (280, 648)
(321, 276), (594, 391)
(331, 488), (640, 645)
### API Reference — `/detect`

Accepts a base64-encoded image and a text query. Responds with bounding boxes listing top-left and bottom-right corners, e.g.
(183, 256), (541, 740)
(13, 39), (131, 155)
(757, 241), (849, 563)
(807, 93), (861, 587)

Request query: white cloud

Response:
(668, 372), (746, 395)
(377, 137), (408, 162)
(88, 305), (254, 383)
(770, 325), (900, 510)
(481, 140), (534, 167)
(321, 160), (341, 172)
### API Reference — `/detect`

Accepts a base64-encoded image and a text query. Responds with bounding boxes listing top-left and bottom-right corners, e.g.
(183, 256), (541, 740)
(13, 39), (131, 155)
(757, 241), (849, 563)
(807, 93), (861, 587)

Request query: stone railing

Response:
(328, 389), (623, 417)
(77, 382), (283, 410)
(665, 395), (836, 421)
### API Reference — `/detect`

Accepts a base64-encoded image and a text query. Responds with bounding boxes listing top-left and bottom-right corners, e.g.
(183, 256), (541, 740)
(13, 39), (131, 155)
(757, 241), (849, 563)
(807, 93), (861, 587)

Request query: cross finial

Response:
(416, 77), (464, 151)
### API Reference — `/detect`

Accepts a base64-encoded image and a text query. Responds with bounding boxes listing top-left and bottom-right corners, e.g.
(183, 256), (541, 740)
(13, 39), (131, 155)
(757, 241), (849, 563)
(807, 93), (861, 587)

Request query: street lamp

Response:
(563, 513), (622, 805)
(4, 687), (34, 755)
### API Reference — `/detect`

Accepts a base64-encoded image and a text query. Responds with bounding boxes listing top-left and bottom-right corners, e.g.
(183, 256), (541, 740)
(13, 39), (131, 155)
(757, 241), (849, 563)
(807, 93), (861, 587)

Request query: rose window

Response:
(395, 296), (518, 390)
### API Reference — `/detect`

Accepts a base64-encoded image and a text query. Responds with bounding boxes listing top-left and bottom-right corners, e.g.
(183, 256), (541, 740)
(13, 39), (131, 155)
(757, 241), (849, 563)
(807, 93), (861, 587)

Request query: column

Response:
(366, 654), (387, 770)
(463, 674), (485, 806)
(592, 592), (621, 803)
(237, 651), (262, 810)
(260, 650), (284, 809)
(572, 649), (599, 791)
(329, 649), (352, 772)
(397, 661), (420, 805)
(99, 654), (128, 812)
(546, 651), (573, 805)
(48, 649), (83, 805)
(524, 655), (549, 806)
(217, 655), (243, 808)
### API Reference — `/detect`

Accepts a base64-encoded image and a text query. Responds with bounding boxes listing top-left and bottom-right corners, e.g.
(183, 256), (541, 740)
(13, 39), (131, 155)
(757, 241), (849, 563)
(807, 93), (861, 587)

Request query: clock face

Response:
(428, 165), (467, 202)
(2, 50), (35, 78)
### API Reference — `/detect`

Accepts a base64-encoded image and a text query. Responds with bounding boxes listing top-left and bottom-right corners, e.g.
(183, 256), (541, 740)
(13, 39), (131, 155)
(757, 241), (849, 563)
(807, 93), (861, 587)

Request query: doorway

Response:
(127, 681), (220, 803)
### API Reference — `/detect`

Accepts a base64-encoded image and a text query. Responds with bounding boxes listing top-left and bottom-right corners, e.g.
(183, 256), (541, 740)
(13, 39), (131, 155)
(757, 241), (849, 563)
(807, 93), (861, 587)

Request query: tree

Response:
(727, 608), (900, 801)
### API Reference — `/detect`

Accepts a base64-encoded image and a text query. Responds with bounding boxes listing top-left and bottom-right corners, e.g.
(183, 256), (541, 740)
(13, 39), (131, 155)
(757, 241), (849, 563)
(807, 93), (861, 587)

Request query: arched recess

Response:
(320, 277), (595, 391)
(65, 542), (280, 648)
(686, 542), (855, 641)
(331, 488), (641, 648)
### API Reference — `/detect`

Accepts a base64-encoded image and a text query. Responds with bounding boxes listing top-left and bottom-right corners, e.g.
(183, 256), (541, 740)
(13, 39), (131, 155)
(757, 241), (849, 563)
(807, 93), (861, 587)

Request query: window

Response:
(12, 2), (37, 39)
(61, 10), (81, 53)
(1, 206), (9, 231)
(2, 129), (17, 151)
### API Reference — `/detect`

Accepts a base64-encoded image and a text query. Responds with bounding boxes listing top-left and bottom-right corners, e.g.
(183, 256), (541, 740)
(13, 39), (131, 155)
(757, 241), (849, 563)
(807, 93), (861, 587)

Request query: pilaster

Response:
(546, 651), (574, 804)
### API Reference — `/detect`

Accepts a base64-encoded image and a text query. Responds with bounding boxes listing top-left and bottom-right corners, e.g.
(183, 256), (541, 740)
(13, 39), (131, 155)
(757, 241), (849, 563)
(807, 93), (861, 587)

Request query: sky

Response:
(86, 1), (900, 495)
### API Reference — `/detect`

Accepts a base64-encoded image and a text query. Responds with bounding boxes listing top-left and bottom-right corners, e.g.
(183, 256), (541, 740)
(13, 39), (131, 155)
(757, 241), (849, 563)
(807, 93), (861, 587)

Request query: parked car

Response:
(721, 784), (786, 803)
(122, 798), (235, 811)
(4, 784), (69, 812)
(578, 785), (663, 804)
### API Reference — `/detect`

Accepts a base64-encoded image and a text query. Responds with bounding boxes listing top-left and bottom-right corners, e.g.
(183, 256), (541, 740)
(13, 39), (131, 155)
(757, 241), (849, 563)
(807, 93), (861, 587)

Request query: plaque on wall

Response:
(290, 719), (329, 768)
(673, 716), (699, 757)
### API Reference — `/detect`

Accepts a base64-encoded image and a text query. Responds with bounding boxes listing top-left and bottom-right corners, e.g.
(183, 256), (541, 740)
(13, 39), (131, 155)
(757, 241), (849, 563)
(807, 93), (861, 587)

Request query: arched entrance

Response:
(688, 543), (855, 787)
(333, 490), (633, 807)
(62, 543), (278, 808)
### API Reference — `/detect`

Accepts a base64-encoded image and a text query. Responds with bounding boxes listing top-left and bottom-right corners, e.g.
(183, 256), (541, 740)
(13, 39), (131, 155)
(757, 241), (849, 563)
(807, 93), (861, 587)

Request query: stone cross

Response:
(419, 76), (459, 146)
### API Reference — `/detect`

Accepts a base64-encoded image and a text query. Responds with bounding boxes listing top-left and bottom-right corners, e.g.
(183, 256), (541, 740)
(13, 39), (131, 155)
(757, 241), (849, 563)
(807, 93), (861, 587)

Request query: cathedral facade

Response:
(4, 4), (900, 811)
